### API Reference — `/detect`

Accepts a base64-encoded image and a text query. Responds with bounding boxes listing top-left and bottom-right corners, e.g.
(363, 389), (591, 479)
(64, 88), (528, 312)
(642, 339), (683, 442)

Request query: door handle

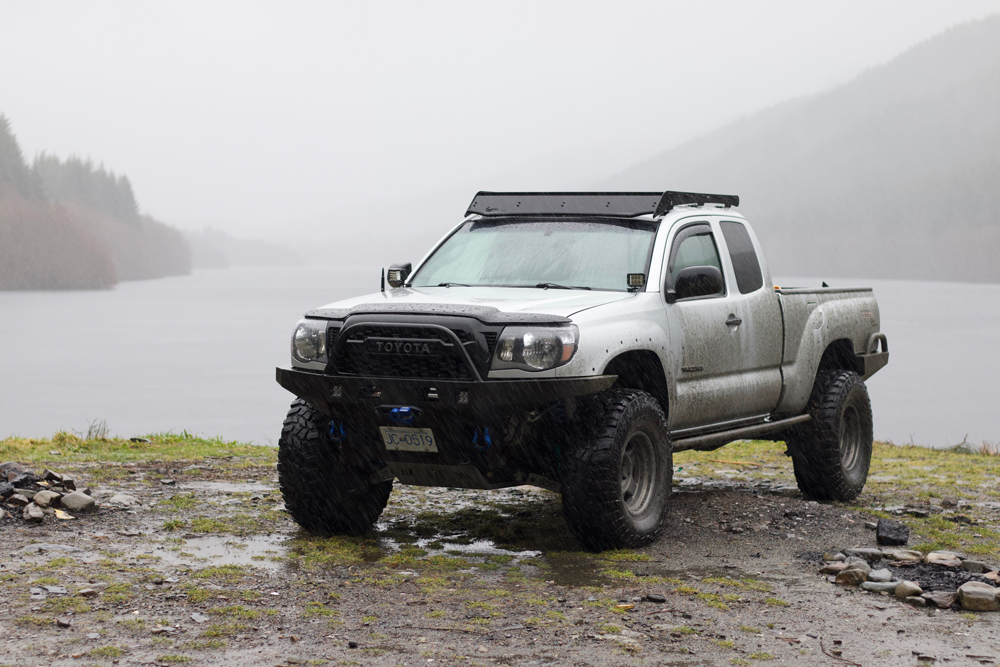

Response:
(726, 316), (742, 327)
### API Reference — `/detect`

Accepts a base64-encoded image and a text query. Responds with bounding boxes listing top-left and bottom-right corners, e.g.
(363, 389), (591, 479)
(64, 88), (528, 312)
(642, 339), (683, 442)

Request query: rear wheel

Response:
(561, 389), (672, 551)
(789, 370), (873, 501)
(277, 399), (392, 535)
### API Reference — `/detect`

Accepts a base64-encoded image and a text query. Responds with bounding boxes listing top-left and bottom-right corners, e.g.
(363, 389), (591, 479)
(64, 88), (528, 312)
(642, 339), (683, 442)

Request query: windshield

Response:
(410, 218), (659, 291)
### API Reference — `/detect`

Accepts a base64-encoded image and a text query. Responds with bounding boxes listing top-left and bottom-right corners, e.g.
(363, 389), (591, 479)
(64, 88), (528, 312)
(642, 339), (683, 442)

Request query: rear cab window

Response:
(720, 220), (764, 294)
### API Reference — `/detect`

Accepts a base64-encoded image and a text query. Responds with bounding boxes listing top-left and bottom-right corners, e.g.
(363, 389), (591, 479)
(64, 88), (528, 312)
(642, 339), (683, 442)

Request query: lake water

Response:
(1, 267), (997, 448)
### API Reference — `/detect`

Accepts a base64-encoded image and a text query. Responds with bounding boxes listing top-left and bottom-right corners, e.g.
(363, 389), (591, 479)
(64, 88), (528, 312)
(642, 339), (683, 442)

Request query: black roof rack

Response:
(466, 191), (739, 218)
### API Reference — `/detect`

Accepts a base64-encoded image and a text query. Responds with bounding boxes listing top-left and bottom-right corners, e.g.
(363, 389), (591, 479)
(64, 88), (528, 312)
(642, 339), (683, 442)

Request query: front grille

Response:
(333, 324), (475, 379)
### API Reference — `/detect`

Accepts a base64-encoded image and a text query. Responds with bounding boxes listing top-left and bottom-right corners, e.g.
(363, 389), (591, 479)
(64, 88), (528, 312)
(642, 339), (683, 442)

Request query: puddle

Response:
(178, 481), (275, 494)
(148, 533), (289, 570)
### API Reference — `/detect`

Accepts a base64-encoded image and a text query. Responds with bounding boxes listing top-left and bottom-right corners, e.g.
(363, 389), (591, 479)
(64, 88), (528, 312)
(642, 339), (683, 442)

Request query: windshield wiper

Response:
(437, 282), (474, 287)
(534, 282), (591, 290)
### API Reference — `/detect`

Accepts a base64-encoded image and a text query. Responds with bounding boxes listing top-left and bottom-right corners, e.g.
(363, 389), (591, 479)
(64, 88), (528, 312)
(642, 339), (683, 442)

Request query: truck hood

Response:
(311, 286), (634, 320)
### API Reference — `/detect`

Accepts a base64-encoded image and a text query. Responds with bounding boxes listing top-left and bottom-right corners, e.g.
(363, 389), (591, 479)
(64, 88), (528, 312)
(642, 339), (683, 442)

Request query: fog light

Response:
(457, 391), (470, 405)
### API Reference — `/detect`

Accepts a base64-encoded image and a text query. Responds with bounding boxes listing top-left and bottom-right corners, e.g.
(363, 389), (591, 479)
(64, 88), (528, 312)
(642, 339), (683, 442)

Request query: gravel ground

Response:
(1, 455), (999, 667)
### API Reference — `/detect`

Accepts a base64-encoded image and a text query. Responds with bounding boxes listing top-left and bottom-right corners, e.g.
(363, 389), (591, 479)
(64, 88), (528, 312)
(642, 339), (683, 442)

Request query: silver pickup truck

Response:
(276, 191), (889, 550)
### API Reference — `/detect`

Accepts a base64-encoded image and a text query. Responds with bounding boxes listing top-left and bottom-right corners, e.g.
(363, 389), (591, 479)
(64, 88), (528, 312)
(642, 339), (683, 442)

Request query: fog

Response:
(2, 1), (998, 247)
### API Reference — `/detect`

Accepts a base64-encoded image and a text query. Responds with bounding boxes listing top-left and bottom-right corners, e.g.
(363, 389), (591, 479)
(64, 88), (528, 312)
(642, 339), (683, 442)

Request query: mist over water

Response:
(1, 267), (996, 449)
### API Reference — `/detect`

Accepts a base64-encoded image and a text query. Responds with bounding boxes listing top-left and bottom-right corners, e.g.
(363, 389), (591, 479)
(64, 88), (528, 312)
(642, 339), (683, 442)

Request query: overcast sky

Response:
(2, 1), (998, 238)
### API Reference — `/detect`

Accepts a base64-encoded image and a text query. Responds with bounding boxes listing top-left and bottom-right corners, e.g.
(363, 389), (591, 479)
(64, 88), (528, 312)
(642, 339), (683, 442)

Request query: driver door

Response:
(662, 221), (746, 430)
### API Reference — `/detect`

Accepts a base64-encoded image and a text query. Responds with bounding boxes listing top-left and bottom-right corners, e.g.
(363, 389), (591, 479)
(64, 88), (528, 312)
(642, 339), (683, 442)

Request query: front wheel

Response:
(789, 370), (873, 501)
(277, 399), (392, 535)
(561, 389), (672, 551)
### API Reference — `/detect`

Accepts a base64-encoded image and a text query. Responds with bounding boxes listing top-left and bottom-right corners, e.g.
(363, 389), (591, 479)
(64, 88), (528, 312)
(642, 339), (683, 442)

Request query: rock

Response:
(835, 569), (868, 586)
(925, 551), (962, 564)
(44, 585), (67, 594)
(32, 490), (62, 508)
(820, 562), (850, 575)
(23, 503), (44, 523)
(960, 560), (989, 574)
(885, 549), (923, 562)
(984, 572), (1000, 584)
(645, 593), (666, 603)
(14, 488), (36, 500)
(864, 521), (878, 530)
(54, 508), (74, 521)
(107, 494), (139, 506)
(161, 479), (176, 486)
(0, 481), (13, 498)
(8, 493), (30, 507)
(77, 588), (98, 597)
(191, 612), (210, 624)
(843, 557), (872, 575)
(895, 581), (923, 598)
(56, 617), (72, 628)
(876, 518), (910, 546)
(822, 551), (846, 562)
(0, 461), (26, 473)
(941, 497), (959, 507)
(60, 476), (76, 491)
(844, 548), (883, 562)
(904, 596), (927, 607)
(9, 473), (37, 486)
(43, 469), (63, 483)
(60, 491), (96, 512)
(86, 632), (100, 640)
(150, 626), (175, 635)
(922, 591), (958, 608)
(868, 568), (893, 583)
(905, 508), (930, 518)
(860, 581), (900, 593)
(220, 499), (241, 506)
(958, 582), (1000, 611)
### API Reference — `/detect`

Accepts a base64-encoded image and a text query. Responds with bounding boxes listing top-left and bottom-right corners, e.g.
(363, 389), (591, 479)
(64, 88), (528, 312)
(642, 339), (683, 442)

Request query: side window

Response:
(720, 221), (764, 294)
(666, 223), (725, 298)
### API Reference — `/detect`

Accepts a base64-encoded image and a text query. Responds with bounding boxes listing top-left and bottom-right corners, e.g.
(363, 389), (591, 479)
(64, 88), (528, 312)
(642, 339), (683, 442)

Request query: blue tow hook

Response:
(472, 426), (493, 451)
(329, 420), (346, 443)
(389, 407), (417, 426)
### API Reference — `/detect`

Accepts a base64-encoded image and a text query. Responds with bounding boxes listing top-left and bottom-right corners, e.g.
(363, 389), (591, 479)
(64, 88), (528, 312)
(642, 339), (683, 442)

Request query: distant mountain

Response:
(599, 15), (1000, 283)
(185, 228), (303, 268)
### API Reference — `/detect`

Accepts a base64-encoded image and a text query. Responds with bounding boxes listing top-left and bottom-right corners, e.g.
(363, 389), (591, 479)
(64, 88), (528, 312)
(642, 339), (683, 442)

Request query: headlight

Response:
(291, 319), (327, 363)
(491, 325), (579, 372)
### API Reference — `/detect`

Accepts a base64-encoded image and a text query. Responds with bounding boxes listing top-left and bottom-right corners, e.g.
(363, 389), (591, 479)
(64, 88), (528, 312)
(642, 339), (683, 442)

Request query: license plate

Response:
(379, 426), (438, 453)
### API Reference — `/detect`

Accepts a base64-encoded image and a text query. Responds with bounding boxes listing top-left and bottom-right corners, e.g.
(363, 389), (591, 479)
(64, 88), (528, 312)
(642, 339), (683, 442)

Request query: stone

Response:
(77, 588), (98, 597)
(9, 473), (37, 486)
(885, 549), (923, 562)
(8, 493), (29, 507)
(984, 572), (1000, 584)
(868, 568), (893, 583)
(44, 585), (67, 594)
(56, 617), (72, 628)
(922, 591), (958, 608)
(32, 490), (61, 508)
(645, 593), (666, 603)
(43, 469), (63, 482)
(0, 481), (13, 498)
(60, 491), (96, 512)
(87, 632), (100, 640)
(191, 612), (210, 624)
(905, 508), (930, 518)
(14, 488), (36, 500)
(107, 494), (138, 506)
(904, 596), (927, 607)
(941, 497), (959, 507)
(0, 461), (26, 473)
(925, 551), (962, 564)
(823, 551), (846, 562)
(860, 581), (900, 593)
(960, 560), (989, 574)
(23, 503), (44, 523)
(843, 557), (872, 575)
(161, 479), (176, 485)
(958, 582), (1000, 611)
(876, 518), (910, 546)
(16, 543), (84, 555)
(820, 562), (850, 575)
(865, 521), (878, 530)
(60, 476), (76, 491)
(844, 548), (883, 562)
(895, 581), (923, 598)
(835, 569), (868, 586)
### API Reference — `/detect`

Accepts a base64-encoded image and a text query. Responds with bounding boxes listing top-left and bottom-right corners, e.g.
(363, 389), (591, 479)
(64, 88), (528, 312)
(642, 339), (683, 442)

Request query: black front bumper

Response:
(276, 367), (617, 419)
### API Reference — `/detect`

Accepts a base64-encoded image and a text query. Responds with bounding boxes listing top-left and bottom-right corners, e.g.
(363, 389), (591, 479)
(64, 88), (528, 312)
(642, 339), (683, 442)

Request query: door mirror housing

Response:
(387, 262), (412, 288)
(665, 265), (724, 303)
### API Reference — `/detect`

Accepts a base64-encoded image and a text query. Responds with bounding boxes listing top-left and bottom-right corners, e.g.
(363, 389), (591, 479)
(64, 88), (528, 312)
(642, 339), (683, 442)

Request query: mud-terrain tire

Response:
(277, 399), (392, 535)
(789, 370), (873, 501)
(561, 389), (672, 551)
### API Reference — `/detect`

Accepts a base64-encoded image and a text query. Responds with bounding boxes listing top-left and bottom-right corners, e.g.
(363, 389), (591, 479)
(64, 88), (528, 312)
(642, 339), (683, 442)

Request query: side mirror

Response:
(666, 265), (724, 303)
(387, 262), (412, 288)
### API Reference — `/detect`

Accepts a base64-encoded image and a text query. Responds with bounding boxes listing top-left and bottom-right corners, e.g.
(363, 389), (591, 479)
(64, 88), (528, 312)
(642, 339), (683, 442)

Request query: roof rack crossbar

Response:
(465, 190), (739, 218)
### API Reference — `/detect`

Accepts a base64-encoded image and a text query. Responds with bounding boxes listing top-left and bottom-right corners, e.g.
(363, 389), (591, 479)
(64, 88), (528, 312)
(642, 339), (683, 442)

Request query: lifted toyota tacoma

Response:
(275, 191), (889, 550)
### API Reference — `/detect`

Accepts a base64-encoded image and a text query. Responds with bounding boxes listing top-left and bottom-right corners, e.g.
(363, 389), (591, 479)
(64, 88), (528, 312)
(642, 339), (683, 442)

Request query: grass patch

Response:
(155, 655), (192, 664)
(191, 565), (250, 583)
(763, 597), (789, 607)
(209, 605), (259, 619)
(89, 646), (126, 658)
(0, 431), (276, 464)
(201, 622), (247, 638)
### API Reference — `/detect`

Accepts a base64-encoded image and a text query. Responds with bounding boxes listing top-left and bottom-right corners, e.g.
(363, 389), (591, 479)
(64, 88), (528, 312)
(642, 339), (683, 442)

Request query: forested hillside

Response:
(0, 116), (191, 290)
(599, 16), (1000, 283)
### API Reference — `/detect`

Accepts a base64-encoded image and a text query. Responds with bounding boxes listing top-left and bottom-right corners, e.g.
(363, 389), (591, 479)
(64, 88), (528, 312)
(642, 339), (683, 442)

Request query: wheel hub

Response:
(620, 431), (656, 517)
(840, 404), (862, 473)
